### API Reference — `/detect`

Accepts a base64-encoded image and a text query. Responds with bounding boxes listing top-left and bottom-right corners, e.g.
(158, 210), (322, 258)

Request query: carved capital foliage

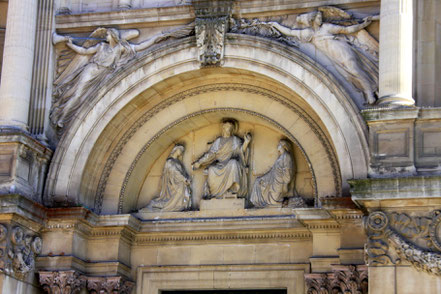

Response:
(193, 0), (233, 66)
(87, 276), (134, 294)
(0, 224), (42, 280)
(305, 265), (368, 294)
(365, 210), (441, 275)
(39, 271), (86, 294)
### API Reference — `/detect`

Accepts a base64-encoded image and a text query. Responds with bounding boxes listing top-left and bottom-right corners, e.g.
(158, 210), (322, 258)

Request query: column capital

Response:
(39, 271), (86, 294)
(87, 276), (135, 294)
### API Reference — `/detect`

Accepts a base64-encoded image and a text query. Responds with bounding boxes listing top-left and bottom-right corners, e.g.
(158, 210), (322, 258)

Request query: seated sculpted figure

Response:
(145, 144), (192, 212)
(192, 119), (251, 199)
(250, 139), (294, 208)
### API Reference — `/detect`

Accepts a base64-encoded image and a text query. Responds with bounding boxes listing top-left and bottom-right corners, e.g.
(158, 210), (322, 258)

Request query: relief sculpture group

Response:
(143, 119), (299, 212)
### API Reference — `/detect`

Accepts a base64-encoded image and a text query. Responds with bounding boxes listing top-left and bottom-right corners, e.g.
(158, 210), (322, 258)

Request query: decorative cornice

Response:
(134, 231), (311, 245)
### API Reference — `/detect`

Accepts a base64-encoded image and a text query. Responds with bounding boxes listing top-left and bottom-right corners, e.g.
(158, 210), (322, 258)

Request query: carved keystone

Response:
(193, 0), (234, 66)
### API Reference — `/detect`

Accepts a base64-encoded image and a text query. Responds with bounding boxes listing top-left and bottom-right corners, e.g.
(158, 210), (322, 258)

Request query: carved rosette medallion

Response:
(365, 210), (441, 275)
(367, 211), (388, 231)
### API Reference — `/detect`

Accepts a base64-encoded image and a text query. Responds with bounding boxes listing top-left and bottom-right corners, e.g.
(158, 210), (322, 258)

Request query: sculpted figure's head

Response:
(170, 144), (185, 159)
(278, 139), (291, 154)
(296, 11), (322, 27)
(314, 11), (323, 27)
(221, 119), (238, 137)
(106, 28), (121, 44)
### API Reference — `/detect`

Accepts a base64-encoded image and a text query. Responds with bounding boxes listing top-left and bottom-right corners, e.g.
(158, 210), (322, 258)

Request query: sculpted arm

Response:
(268, 22), (312, 40)
(131, 33), (162, 52)
(328, 17), (372, 35)
(66, 40), (100, 55)
(192, 144), (217, 169)
(242, 133), (252, 153)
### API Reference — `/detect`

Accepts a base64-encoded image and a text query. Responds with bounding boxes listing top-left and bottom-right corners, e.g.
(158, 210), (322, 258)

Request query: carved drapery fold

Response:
(365, 210), (441, 275)
(39, 271), (86, 294)
(305, 265), (368, 294)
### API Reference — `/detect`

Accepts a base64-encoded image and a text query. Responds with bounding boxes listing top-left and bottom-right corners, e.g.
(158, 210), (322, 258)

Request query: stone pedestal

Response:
(0, 130), (52, 203)
(200, 198), (245, 211)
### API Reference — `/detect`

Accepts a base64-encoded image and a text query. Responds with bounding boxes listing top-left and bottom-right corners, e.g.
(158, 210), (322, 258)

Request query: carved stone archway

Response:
(44, 34), (369, 212)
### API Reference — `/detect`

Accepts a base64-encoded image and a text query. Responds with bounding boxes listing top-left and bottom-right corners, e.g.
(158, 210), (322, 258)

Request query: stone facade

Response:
(0, 0), (440, 293)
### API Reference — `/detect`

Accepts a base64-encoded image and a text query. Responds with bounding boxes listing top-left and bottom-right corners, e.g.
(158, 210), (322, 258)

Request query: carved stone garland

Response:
(365, 210), (441, 275)
(305, 265), (368, 294)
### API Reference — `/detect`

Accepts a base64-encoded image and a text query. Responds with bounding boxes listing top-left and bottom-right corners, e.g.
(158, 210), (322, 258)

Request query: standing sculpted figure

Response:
(145, 144), (192, 212)
(250, 139), (294, 208)
(51, 25), (194, 129)
(263, 10), (378, 104)
(192, 119), (251, 199)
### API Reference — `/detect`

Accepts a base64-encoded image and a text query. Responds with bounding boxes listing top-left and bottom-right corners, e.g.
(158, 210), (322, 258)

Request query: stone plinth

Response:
(200, 198), (245, 211)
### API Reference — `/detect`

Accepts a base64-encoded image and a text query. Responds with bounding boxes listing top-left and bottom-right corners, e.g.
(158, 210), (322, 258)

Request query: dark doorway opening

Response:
(162, 290), (286, 294)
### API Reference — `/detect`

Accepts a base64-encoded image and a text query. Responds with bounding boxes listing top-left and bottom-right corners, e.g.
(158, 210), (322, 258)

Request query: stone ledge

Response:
(361, 106), (419, 121)
(350, 176), (441, 208)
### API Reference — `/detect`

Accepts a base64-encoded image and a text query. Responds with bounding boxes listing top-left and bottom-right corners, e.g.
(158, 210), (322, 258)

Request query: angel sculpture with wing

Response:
(262, 7), (379, 104)
(51, 25), (194, 129)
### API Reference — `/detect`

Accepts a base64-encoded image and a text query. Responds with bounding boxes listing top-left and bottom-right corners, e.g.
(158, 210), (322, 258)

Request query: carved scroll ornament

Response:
(365, 210), (441, 275)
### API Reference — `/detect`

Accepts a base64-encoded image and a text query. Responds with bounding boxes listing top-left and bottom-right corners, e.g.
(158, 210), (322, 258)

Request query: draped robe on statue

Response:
(250, 149), (293, 207)
(197, 136), (249, 198)
(146, 157), (191, 211)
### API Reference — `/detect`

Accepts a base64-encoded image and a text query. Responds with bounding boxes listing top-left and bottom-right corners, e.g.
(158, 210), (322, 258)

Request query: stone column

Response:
(0, 0), (38, 130)
(377, 0), (415, 106)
